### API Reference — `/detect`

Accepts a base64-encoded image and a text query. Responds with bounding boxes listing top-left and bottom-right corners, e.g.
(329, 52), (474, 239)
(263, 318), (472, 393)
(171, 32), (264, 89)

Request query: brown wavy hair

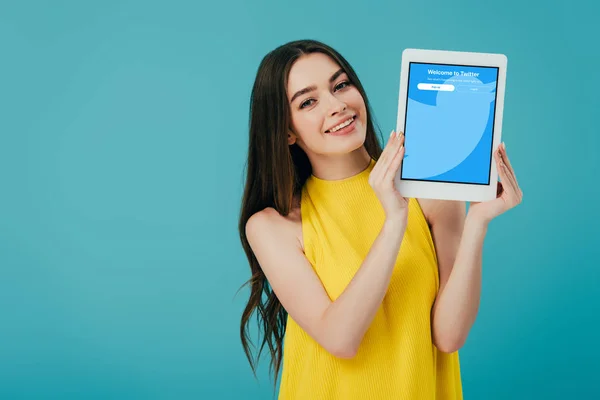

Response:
(237, 39), (384, 393)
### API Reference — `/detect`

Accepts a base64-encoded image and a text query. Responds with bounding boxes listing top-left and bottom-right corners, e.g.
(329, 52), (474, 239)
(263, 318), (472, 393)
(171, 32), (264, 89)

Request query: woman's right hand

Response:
(368, 130), (409, 223)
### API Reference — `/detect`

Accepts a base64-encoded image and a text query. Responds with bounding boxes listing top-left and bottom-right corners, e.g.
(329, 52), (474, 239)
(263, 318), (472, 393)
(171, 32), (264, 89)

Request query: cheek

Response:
(291, 111), (325, 139)
(349, 90), (366, 112)
(292, 110), (323, 147)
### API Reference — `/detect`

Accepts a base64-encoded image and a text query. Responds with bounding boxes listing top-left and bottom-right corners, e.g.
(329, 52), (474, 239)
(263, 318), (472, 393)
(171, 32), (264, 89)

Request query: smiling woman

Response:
(284, 51), (371, 172)
(237, 39), (466, 400)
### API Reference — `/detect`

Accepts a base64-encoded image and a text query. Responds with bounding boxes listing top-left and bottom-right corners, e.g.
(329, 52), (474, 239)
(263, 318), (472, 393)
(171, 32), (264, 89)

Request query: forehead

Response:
(287, 53), (342, 94)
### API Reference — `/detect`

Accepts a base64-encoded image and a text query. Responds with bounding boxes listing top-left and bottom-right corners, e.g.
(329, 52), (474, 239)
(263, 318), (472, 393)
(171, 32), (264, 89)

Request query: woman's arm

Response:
(426, 200), (486, 353)
(246, 210), (406, 359)
(428, 143), (523, 353)
(320, 217), (406, 357)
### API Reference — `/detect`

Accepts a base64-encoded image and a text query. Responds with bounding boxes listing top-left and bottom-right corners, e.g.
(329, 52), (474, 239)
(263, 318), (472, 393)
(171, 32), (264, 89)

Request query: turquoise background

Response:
(1, 0), (598, 398)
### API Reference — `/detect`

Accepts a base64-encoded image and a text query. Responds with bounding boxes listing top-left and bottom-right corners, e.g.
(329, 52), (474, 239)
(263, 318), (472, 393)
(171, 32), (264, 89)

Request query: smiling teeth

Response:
(330, 117), (354, 132)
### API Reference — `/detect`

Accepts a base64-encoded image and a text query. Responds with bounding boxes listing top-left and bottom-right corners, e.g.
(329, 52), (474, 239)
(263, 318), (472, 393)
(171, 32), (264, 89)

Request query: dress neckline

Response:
(308, 158), (375, 185)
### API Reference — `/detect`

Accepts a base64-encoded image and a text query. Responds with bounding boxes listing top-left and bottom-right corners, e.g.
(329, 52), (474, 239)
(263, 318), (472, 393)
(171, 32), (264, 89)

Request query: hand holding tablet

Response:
(468, 141), (523, 223)
(393, 48), (509, 202)
(369, 129), (408, 223)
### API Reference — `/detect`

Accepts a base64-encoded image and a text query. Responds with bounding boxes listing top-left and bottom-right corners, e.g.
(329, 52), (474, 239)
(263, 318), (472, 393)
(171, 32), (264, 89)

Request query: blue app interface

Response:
(402, 62), (499, 185)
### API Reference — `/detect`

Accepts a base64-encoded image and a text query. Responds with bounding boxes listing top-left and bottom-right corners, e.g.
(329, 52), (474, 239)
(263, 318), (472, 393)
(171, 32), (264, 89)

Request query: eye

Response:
(299, 81), (352, 110)
(300, 99), (315, 109)
(335, 81), (351, 91)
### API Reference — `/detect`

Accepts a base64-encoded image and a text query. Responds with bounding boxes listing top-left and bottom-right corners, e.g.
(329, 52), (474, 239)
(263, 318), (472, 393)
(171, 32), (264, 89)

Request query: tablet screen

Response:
(401, 62), (499, 185)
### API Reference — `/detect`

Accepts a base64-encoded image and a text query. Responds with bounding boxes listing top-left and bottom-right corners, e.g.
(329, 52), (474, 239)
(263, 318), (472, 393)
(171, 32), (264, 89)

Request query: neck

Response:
(309, 147), (372, 181)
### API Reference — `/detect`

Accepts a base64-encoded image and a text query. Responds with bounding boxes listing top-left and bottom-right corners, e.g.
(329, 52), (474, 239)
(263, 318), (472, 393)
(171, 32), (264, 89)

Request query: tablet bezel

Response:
(393, 48), (507, 202)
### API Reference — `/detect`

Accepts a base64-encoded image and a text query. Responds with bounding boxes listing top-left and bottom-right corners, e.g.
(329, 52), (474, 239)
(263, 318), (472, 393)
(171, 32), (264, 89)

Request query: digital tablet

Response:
(393, 48), (507, 202)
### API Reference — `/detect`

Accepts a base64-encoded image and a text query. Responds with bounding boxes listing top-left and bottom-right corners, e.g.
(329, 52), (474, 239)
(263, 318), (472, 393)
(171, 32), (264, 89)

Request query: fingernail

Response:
(390, 130), (395, 138)
(396, 130), (402, 138)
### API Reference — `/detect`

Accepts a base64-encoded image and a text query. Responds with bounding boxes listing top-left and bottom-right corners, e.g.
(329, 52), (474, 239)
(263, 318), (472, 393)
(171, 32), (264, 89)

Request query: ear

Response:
(287, 131), (297, 145)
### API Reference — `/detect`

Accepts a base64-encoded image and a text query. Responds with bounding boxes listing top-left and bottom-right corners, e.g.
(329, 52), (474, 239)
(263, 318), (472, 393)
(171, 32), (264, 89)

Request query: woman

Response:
(238, 39), (522, 399)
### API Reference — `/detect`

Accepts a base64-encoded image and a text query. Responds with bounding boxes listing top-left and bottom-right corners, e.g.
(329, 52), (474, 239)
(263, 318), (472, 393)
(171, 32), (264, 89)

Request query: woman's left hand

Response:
(468, 142), (523, 224)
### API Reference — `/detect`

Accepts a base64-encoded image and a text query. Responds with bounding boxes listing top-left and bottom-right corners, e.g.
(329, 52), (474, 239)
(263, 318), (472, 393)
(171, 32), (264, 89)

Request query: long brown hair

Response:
(237, 39), (384, 391)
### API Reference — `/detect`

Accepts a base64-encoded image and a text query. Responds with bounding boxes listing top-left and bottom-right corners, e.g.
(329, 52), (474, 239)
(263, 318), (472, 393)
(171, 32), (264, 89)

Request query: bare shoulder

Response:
(416, 198), (466, 227)
(245, 201), (304, 251)
(243, 198), (349, 357)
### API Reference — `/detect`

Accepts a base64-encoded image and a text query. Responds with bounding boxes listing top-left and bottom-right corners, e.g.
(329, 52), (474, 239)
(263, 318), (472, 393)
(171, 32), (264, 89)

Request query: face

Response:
(286, 53), (368, 156)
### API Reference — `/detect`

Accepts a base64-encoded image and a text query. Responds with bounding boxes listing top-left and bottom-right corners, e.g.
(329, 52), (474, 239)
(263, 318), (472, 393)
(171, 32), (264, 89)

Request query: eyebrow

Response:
(289, 68), (346, 104)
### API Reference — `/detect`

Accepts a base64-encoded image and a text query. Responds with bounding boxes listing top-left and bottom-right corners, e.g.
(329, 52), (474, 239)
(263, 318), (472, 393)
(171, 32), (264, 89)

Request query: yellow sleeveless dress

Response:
(277, 158), (463, 399)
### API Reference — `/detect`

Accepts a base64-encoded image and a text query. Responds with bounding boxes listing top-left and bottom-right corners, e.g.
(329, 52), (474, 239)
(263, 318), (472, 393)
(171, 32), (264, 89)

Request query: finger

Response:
(495, 150), (518, 198)
(500, 162), (520, 204)
(499, 143), (521, 192)
(375, 130), (397, 167)
(383, 137), (405, 183)
(373, 130), (402, 178)
(499, 142), (513, 170)
(494, 150), (511, 187)
(499, 143), (522, 196)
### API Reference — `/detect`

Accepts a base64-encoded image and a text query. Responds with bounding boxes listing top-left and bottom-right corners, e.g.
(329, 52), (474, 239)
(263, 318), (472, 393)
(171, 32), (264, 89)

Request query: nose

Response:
(326, 92), (347, 116)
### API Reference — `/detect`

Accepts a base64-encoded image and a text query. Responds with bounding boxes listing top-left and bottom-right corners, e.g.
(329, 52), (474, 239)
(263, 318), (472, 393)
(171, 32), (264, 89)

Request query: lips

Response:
(325, 115), (357, 133)
(325, 117), (357, 136)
